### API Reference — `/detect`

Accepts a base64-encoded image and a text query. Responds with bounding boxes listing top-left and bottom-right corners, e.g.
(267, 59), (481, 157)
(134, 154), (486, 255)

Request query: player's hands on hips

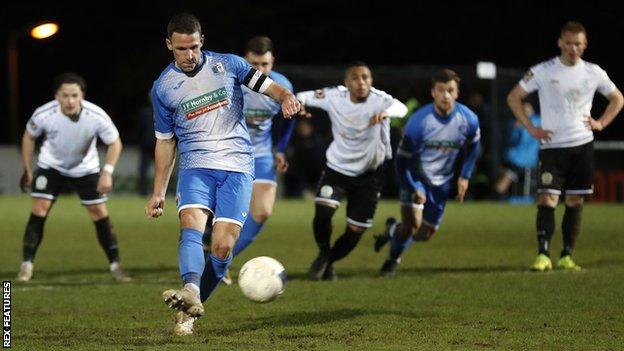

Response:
(528, 125), (553, 142)
(275, 152), (289, 173)
(97, 172), (113, 194)
(456, 177), (469, 203)
(281, 95), (301, 119)
(369, 112), (388, 126)
(20, 169), (33, 193)
(584, 115), (604, 131)
(298, 104), (312, 119)
(145, 195), (165, 218)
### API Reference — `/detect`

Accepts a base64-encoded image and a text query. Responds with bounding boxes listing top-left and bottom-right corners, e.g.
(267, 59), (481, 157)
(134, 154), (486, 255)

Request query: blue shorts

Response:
(176, 169), (253, 227)
(399, 181), (450, 229)
(253, 155), (277, 185)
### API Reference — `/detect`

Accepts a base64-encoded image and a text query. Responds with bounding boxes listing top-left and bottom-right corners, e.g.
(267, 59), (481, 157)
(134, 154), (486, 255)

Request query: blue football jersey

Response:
(152, 51), (259, 174)
(243, 70), (293, 157)
(399, 102), (481, 187)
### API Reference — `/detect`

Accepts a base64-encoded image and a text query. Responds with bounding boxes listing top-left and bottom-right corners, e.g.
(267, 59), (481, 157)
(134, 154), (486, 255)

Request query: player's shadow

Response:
(284, 265), (526, 281)
(211, 307), (425, 335)
(0, 265), (181, 287)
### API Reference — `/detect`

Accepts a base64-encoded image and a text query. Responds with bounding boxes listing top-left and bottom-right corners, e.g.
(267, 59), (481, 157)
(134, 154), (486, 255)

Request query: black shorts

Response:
(314, 166), (384, 228)
(31, 167), (107, 205)
(537, 142), (594, 196)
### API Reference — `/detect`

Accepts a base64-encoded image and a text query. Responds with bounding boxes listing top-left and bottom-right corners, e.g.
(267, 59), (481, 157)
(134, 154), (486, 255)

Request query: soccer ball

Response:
(238, 256), (286, 303)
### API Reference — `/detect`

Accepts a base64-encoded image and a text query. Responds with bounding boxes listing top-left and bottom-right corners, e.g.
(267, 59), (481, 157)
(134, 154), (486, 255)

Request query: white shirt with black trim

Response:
(297, 86), (407, 176)
(519, 57), (616, 149)
(26, 100), (119, 177)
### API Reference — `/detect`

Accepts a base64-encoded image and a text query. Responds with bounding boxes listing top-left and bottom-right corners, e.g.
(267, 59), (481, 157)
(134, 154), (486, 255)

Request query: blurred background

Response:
(1, 0), (623, 202)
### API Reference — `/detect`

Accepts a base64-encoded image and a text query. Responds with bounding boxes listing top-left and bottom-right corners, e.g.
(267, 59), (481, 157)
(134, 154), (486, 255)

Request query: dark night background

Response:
(2, 0), (624, 146)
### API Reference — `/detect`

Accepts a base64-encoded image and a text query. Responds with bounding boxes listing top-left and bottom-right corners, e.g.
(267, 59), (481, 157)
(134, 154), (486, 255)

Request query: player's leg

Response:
(17, 168), (60, 282)
(531, 147), (565, 271)
(232, 156), (277, 257)
(557, 195), (583, 270)
(76, 172), (131, 282)
(324, 167), (384, 280)
(163, 169), (217, 319)
(199, 170), (252, 301)
(308, 168), (345, 280)
(380, 199), (422, 277)
(412, 183), (447, 242)
(557, 142), (594, 270)
(18, 197), (54, 282)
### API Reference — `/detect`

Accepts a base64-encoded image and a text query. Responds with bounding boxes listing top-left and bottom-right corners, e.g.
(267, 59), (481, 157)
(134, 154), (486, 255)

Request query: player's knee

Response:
(413, 228), (436, 241)
(86, 205), (108, 220)
(564, 196), (584, 208)
(179, 211), (202, 228)
(211, 240), (233, 259)
(537, 194), (558, 207)
(31, 199), (52, 217)
(252, 207), (272, 223)
(346, 223), (366, 234)
(400, 224), (417, 239)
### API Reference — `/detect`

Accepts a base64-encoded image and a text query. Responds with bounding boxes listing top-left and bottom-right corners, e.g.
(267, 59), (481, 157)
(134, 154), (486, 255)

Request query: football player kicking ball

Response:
(146, 14), (299, 335)
(374, 69), (481, 277)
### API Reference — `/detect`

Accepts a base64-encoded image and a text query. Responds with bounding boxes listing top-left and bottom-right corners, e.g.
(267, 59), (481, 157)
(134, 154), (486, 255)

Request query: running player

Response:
(297, 61), (407, 281)
(374, 69), (481, 277)
(217, 36), (296, 284)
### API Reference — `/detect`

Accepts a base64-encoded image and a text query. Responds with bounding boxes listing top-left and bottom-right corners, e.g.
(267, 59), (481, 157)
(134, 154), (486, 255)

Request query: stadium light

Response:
(30, 23), (59, 39)
(7, 21), (59, 144)
(476, 61), (500, 183)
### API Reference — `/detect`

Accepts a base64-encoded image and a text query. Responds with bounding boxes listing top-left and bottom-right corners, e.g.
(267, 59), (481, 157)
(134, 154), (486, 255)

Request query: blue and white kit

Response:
(396, 102), (481, 228)
(152, 50), (274, 224)
(243, 70), (295, 184)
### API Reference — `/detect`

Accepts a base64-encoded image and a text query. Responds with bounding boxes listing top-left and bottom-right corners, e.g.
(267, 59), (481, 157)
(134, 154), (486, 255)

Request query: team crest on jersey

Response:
(314, 89), (325, 99)
(212, 62), (225, 75)
(181, 87), (230, 119)
(28, 119), (37, 130)
(522, 70), (534, 83)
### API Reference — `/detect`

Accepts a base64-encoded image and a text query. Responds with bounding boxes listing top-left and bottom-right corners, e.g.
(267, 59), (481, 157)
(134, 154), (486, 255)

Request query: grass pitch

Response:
(1, 196), (623, 350)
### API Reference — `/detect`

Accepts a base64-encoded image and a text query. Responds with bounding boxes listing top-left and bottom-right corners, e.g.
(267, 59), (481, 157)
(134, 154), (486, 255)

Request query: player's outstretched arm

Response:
(97, 137), (122, 194)
(20, 131), (36, 193)
(507, 85), (552, 141)
(263, 82), (301, 118)
(146, 138), (176, 218)
(585, 88), (624, 131)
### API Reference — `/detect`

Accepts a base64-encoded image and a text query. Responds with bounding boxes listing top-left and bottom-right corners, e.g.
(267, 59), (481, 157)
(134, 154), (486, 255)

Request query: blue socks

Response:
(233, 216), (264, 257)
(389, 226), (413, 262)
(200, 254), (232, 302)
(179, 228), (205, 288)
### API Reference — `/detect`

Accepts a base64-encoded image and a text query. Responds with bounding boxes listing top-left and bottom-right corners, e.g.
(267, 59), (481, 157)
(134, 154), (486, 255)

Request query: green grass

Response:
(2, 195), (623, 350)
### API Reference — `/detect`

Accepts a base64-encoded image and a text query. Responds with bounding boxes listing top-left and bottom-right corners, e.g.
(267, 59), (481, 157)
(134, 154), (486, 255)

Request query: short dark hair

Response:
(245, 36), (274, 55)
(431, 69), (461, 87)
(53, 72), (87, 93)
(560, 21), (587, 37)
(167, 13), (201, 38)
(345, 61), (370, 76)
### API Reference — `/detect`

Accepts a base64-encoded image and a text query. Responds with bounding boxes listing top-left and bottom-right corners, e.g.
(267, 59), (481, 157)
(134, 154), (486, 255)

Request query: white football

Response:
(238, 256), (286, 303)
